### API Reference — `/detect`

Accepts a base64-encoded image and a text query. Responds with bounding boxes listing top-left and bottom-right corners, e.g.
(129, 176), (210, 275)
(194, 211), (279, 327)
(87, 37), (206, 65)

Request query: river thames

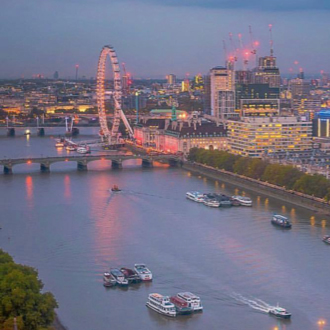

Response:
(0, 128), (329, 330)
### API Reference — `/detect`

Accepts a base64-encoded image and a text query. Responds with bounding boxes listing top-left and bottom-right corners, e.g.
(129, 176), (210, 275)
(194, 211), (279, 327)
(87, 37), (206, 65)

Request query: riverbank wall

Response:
(183, 161), (330, 215)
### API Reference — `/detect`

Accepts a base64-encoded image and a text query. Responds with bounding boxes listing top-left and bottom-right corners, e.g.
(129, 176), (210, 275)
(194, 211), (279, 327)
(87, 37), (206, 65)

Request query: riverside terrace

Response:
(0, 154), (182, 174)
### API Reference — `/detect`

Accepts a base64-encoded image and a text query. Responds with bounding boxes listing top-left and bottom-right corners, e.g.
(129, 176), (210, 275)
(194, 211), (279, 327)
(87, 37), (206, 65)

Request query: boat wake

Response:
(231, 293), (272, 313)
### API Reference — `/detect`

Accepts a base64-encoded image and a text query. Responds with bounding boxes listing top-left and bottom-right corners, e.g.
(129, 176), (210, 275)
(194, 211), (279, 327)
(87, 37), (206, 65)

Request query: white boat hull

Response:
(146, 302), (176, 317)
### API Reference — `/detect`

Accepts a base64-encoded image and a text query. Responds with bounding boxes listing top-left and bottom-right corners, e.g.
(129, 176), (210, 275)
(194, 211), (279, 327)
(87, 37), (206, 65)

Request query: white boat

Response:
(203, 199), (220, 208)
(134, 264), (152, 281)
(268, 305), (291, 319)
(186, 191), (205, 203)
(146, 293), (176, 317)
(231, 195), (253, 207)
(176, 292), (203, 312)
(110, 268), (129, 286)
(76, 146), (90, 154)
(66, 145), (76, 151)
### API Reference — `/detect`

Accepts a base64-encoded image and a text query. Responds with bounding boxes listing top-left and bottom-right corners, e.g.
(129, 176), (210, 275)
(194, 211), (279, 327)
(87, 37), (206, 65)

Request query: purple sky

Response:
(1, 0), (329, 79)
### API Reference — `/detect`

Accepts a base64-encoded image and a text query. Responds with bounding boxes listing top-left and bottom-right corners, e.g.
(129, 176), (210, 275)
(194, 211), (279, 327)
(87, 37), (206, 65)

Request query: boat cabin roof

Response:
(177, 292), (199, 299)
(273, 214), (288, 221)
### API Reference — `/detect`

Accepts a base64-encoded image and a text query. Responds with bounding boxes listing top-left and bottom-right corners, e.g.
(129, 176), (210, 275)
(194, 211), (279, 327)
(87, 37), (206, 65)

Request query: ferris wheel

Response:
(96, 45), (134, 145)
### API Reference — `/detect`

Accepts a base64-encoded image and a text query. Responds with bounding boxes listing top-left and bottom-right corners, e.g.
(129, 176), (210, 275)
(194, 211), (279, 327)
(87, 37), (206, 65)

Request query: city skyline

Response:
(1, 0), (330, 79)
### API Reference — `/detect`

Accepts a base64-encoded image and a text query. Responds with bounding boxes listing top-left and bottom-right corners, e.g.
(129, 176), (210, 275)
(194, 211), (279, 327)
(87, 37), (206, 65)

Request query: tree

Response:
(0, 250), (58, 330)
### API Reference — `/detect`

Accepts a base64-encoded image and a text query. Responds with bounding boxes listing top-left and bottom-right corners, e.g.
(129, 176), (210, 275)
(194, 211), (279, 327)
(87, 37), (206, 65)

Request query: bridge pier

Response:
(77, 160), (88, 171)
(111, 160), (123, 169)
(142, 158), (153, 168)
(7, 128), (15, 137)
(169, 158), (181, 167)
(40, 162), (50, 173)
(3, 164), (12, 174)
(37, 128), (45, 136)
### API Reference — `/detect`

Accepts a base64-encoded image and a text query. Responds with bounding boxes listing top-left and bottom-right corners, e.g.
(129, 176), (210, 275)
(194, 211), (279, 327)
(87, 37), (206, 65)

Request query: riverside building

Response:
(227, 100), (312, 157)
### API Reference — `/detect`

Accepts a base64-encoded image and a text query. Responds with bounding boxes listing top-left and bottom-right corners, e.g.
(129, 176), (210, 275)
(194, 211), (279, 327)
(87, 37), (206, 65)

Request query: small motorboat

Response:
(322, 235), (330, 244)
(271, 214), (292, 229)
(120, 267), (141, 283)
(231, 195), (253, 206)
(134, 264), (153, 281)
(55, 142), (64, 148)
(103, 272), (117, 287)
(110, 268), (129, 286)
(268, 305), (291, 319)
(76, 145), (90, 154)
(111, 185), (121, 192)
(203, 198), (220, 208)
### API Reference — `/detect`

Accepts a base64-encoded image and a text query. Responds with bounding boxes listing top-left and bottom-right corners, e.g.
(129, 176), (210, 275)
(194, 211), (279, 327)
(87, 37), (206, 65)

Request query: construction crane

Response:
(121, 62), (131, 96)
(228, 32), (238, 69)
(249, 25), (258, 67)
(269, 24), (274, 57)
(238, 33), (249, 71)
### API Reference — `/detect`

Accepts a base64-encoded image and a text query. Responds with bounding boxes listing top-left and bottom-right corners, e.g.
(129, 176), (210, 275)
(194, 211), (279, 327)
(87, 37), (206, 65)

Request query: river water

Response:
(0, 128), (329, 330)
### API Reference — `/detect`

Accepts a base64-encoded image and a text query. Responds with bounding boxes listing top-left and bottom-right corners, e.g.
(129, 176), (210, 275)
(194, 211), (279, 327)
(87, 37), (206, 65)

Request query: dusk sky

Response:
(1, 0), (329, 79)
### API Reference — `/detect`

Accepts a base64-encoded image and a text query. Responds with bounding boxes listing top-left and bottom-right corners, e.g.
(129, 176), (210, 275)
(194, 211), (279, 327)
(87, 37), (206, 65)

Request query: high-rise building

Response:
(252, 56), (280, 88)
(289, 78), (311, 99)
(210, 66), (235, 120)
(53, 71), (59, 80)
(167, 74), (176, 85)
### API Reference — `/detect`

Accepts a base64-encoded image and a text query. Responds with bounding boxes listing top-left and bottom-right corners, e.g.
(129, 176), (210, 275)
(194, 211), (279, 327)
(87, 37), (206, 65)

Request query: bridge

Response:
(0, 154), (182, 174)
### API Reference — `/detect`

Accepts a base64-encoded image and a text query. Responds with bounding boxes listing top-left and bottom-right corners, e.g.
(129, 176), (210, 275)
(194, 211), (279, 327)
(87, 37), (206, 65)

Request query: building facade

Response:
(228, 116), (312, 158)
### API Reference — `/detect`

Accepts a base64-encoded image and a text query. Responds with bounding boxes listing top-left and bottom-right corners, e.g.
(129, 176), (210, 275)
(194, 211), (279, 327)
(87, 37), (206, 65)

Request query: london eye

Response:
(96, 45), (133, 146)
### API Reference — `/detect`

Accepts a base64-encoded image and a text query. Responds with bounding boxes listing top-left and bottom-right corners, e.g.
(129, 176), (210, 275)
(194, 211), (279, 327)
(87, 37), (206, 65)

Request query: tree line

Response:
(188, 148), (330, 200)
(0, 249), (58, 330)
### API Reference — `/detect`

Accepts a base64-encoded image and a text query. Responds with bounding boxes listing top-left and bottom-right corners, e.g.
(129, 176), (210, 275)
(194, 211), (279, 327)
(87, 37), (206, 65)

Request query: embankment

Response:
(183, 161), (330, 215)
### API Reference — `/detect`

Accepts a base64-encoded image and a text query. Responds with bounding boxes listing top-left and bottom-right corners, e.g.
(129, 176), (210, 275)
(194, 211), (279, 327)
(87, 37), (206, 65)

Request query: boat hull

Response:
(269, 311), (291, 319)
(146, 302), (176, 317)
(271, 220), (292, 229)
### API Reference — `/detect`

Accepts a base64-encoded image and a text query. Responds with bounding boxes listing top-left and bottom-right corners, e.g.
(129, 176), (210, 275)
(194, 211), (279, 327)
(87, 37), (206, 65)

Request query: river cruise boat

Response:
(271, 214), (292, 229)
(103, 272), (117, 287)
(146, 293), (176, 317)
(134, 264), (152, 281)
(186, 191), (205, 203)
(231, 195), (253, 207)
(322, 235), (330, 244)
(268, 305), (291, 319)
(110, 268), (129, 286)
(203, 198), (220, 208)
(176, 292), (203, 312)
(170, 295), (193, 315)
(76, 146), (90, 154)
(120, 267), (141, 283)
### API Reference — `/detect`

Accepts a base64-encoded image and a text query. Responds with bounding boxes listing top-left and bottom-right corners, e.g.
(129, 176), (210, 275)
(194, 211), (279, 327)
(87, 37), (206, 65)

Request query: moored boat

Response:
(76, 145), (90, 154)
(176, 292), (203, 312)
(231, 195), (253, 206)
(55, 142), (64, 148)
(110, 268), (129, 286)
(203, 198), (220, 208)
(186, 191), (205, 203)
(268, 305), (291, 319)
(134, 264), (152, 281)
(120, 267), (141, 283)
(322, 235), (330, 244)
(146, 293), (176, 317)
(66, 145), (76, 151)
(170, 295), (193, 315)
(271, 214), (292, 229)
(103, 272), (117, 287)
